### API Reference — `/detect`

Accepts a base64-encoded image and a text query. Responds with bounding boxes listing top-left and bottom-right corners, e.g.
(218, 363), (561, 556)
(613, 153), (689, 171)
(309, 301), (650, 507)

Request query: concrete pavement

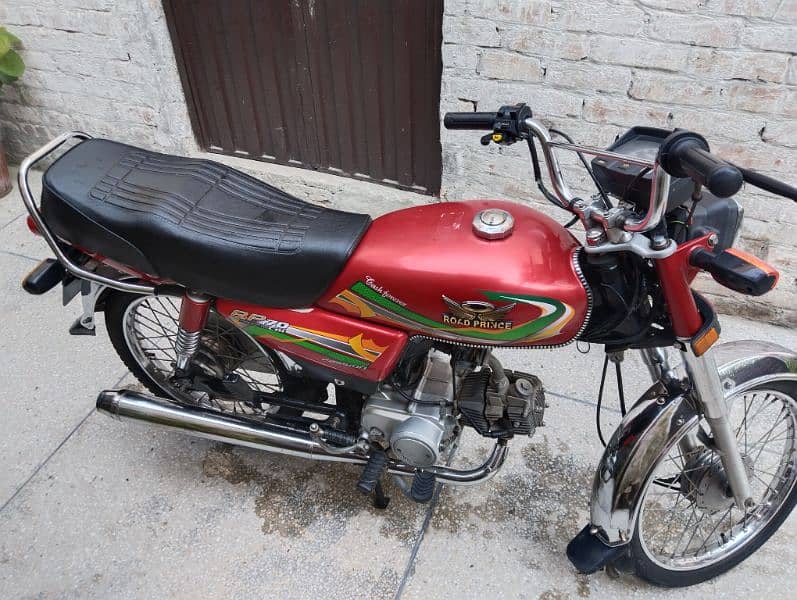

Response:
(1, 176), (796, 599)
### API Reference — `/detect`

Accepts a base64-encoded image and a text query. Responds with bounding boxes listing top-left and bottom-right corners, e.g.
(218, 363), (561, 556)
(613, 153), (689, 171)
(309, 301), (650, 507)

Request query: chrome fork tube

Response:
(681, 347), (754, 509)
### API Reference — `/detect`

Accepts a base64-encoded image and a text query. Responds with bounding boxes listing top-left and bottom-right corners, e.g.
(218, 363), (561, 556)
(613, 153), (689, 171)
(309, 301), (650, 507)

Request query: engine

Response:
(360, 348), (546, 468)
(361, 350), (458, 467)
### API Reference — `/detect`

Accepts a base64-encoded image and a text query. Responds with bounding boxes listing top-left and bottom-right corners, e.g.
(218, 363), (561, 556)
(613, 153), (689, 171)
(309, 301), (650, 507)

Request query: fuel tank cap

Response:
(473, 208), (514, 240)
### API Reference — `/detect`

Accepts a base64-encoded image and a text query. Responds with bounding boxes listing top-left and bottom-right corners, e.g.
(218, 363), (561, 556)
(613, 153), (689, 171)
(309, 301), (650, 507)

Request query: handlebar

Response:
(443, 112), (496, 130)
(734, 164), (797, 202)
(659, 131), (743, 198)
(443, 107), (795, 245)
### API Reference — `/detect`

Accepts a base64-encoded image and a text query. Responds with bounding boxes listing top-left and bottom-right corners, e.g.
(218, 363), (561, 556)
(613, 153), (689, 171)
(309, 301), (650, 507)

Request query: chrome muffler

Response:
(96, 390), (508, 486)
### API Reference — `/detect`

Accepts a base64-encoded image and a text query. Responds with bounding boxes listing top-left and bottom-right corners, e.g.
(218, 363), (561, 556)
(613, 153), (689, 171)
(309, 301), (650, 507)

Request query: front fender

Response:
(589, 340), (797, 546)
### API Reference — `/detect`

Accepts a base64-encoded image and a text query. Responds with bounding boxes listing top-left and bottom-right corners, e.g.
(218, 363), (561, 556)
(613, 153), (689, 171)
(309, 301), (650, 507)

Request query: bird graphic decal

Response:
(441, 295), (516, 322)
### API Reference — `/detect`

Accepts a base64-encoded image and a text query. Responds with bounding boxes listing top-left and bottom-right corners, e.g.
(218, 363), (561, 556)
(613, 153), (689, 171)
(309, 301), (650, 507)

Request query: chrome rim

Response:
(637, 388), (797, 570)
(122, 295), (281, 415)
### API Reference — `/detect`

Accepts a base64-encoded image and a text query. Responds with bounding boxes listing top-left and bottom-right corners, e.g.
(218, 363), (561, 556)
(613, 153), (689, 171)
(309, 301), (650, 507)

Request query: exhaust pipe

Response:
(97, 390), (508, 486)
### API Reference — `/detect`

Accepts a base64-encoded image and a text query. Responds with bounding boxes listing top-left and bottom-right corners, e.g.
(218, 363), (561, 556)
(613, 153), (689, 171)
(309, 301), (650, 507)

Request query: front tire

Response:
(629, 382), (797, 586)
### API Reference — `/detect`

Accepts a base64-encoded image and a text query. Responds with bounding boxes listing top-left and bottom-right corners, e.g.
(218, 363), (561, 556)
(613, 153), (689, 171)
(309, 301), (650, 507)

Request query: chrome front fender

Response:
(589, 340), (797, 546)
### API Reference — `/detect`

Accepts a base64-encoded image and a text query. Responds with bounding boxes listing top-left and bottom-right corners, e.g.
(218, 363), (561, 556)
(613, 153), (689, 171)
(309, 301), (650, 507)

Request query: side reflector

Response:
(692, 326), (720, 357)
(26, 215), (40, 235)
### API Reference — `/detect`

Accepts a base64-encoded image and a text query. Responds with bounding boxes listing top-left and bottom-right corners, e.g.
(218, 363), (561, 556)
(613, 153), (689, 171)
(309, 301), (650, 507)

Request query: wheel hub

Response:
(680, 452), (754, 512)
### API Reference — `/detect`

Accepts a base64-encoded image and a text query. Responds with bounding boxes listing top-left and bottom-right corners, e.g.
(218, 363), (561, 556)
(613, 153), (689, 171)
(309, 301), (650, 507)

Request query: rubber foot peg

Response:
(372, 481), (390, 510)
(410, 471), (436, 503)
(357, 450), (388, 495)
(69, 318), (96, 336)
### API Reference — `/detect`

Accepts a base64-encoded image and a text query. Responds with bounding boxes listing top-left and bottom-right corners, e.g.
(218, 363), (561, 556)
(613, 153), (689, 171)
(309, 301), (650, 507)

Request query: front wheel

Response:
(629, 382), (797, 586)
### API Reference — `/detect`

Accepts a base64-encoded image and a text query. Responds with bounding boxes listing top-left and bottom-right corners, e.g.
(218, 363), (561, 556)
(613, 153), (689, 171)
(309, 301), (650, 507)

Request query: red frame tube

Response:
(654, 234), (714, 338)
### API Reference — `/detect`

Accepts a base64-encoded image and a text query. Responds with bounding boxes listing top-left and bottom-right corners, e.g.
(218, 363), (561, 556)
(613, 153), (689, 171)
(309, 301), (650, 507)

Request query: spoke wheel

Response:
(632, 385), (797, 585)
(108, 293), (282, 418)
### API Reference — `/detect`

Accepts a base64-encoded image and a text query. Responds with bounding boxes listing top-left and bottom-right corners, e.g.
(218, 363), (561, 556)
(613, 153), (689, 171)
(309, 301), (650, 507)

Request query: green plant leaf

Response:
(0, 48), (24, 81)
(0, 27), (22, 46)
(0, 34), (11, 59)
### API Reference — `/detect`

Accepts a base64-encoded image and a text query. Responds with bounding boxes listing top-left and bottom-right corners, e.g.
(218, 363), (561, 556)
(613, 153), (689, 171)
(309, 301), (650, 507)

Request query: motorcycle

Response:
(17, 103), (797, 587)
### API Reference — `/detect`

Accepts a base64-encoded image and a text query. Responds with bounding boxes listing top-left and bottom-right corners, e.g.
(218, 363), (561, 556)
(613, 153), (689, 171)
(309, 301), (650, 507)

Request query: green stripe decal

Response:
(244, 325), (370, 368)
(350, 281), (568, 342)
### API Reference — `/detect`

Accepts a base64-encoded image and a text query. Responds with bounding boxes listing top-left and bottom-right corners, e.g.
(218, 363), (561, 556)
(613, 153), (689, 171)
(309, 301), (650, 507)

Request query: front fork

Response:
(639, 346), (754, 510)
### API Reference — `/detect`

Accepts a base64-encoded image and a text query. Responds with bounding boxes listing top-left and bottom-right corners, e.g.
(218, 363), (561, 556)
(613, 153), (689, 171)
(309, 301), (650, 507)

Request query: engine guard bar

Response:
(17, 131), (156, 295)
(587, 340), (797, 548)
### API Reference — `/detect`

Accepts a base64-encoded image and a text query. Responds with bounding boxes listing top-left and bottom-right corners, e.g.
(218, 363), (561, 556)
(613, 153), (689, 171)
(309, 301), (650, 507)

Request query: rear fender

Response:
(589, 340), (797, 547)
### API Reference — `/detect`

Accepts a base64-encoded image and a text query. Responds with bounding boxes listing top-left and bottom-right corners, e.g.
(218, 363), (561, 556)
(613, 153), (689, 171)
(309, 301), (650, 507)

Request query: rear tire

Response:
(104, 292), (284, 411)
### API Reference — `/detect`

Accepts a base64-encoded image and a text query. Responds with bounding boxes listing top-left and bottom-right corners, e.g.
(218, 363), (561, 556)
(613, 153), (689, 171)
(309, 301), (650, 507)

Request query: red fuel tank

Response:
(319, 200), (590, 347)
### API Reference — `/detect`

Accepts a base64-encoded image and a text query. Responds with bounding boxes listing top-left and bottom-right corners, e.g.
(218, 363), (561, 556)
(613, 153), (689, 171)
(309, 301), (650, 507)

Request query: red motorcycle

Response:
(19, 103), (797, 587)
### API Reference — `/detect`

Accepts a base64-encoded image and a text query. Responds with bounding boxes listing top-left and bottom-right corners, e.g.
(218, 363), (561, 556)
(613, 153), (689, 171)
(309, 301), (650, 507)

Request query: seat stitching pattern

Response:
(87, 150), (325, 254)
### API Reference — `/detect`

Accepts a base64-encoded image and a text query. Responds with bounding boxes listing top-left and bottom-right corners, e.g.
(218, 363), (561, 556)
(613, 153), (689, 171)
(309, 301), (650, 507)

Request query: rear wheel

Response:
(105, 292), (284, 418)
(630, 383), (797, 586)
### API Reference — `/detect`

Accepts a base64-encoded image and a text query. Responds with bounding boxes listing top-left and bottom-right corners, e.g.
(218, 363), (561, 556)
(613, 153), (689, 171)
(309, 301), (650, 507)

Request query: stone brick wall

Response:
(0, 0), (794, 324)
(440, 0), (796, 326)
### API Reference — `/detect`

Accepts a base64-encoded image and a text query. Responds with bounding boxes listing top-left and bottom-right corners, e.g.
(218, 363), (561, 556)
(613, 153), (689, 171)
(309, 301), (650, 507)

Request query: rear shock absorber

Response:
(174, 291), (210, 373)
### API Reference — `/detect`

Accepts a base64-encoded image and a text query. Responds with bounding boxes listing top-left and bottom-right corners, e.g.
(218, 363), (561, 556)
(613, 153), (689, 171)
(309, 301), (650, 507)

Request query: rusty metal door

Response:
(163, 0), (443, 195)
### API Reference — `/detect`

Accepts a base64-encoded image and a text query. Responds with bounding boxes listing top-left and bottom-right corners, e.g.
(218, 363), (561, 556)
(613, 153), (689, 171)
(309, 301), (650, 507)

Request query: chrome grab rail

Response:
(522, 117), (672, 234)
(17, 131), (156, 295)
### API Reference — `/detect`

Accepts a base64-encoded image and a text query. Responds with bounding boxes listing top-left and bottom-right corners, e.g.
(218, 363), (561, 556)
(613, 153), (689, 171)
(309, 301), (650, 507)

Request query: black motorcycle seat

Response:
(40, 139), (371, 307)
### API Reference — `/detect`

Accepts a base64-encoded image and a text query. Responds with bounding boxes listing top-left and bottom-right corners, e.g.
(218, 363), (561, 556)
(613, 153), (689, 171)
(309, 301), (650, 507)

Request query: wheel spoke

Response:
(637, 388), (796, 572)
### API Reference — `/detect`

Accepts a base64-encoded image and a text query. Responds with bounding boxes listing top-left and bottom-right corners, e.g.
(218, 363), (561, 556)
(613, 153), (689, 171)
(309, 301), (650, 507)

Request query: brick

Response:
(443, 16), (500, 47)
(589, 36), (691, 71)
(583, 97), (672, 128)
(470, 0), (553, 26)
(561, 2), (647, 36)
(775, 0), (797, 21)
(639, 0), (709, 10)
(649, 13), (743, 48)
(713, 141), (794, 173)
(741, 25), (797, 52)
(544, 62), (631, 95)
(667, 106), (766, 142)
(503, 26), (589, 60)
(478, 50), (543, 81)
(714, 0), (782, 17)
(442, 44), (480, 71)
(687, 48), (789, 83)
(761, 121), (797, 148)
(629, 74), (726, 108)
(727, 82), (784, 114)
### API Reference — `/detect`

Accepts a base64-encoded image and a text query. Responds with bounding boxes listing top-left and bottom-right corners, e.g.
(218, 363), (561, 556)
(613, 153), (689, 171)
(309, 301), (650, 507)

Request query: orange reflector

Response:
(726, 247), (780, 284)
(693, 326), (720, 357)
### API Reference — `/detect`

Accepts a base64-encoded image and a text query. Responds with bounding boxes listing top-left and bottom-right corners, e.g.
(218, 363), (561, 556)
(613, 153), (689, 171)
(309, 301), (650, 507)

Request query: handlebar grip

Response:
(443, 112), (497, 130)
(681, 147), (744, 198)
(734, 165), (797, 202)
(659, 130), (743, 198)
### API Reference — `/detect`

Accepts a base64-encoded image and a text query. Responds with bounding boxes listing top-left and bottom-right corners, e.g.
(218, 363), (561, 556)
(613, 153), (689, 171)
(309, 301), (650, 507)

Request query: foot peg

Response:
(357, 450), (390, 509)
(410, 471), (436, 503)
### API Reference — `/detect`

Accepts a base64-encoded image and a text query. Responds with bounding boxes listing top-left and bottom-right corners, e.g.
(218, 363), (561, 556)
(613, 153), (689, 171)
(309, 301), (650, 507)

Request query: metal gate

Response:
(163, 0), (443, 195)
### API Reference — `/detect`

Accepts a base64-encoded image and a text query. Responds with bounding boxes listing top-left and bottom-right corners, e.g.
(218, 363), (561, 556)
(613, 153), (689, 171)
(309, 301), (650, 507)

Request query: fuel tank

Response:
(320, 200), (590, 347)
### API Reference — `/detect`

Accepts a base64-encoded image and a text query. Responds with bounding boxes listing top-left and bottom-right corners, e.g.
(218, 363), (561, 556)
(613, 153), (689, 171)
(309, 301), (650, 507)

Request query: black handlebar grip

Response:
(734, 165), (797, 202)
(659, 130), (743, 198)
(443, 112), (497, 130)
(681, 147), (744, 198)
